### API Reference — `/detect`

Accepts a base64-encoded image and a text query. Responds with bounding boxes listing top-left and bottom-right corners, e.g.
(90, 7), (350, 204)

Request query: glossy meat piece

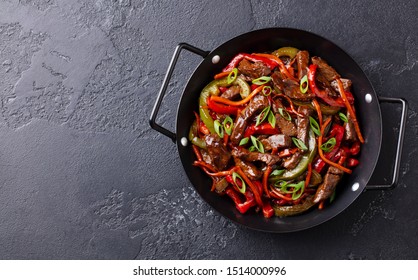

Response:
(272, 99), (298, 137)
(220, 85), (241, 100)
(331, 78), (352, 93)
(261, 134), (292, 151)
(282, 151), (302, 170)
(313, 166), (344, 203)
(238, 58), (271, 79)
(344, 112), (357, 142)
(312, 56), (340, 82)
(230, 94), (269, 145)
(234, 157), (262, 180)
(297, 106), (314, 148)
(231, 148), (281, 166)
(272, 70), (313, 100)
(204, 134), (231, 170)
(296, 50), (309, 80)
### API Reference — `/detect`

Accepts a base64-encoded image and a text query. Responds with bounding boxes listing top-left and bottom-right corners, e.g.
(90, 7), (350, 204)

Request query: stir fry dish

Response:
(189, 47), (364, 217)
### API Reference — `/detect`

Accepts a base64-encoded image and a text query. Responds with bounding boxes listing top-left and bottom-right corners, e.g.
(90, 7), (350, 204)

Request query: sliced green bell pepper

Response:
(199, 77), (250, 134)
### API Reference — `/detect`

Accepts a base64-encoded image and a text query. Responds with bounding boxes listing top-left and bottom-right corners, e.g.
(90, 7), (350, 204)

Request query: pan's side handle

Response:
(366, 97), (408, 190)
(149, 43), (209, 142)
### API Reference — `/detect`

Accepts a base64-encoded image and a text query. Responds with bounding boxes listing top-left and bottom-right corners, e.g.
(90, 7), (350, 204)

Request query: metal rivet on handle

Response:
(212, 55), (220, 64)
(365, 94), (372, 103)
(351, 182), (360, 192)
(181, 137), (188, 147)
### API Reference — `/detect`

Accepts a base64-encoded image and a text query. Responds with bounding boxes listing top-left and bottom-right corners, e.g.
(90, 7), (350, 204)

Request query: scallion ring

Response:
(320, 137), (336, 152)
(262, 86), (272, 96)
(270, 169), (285, 177)
(292, 137), (308, 151)
(223, 116), (234, 135)
(250, 135), (264, 153)
(232, 172), (246, 194)
(248, 146), (256, 152)
(289, 181), (305, 200)
(309, 116), (321, 136)
(268, 110), (276, 128)
(227, 68), (238, 84)
(252, 76), (271, 85)
(239, 137), (249, 146)
(278, 108), (292, 121)
(256, 106), (271, 126)
(274, 179), (288, 188)
(214, 120), (224, 138)
(300, 75), (309, 94)
(339, 112), (348, 123)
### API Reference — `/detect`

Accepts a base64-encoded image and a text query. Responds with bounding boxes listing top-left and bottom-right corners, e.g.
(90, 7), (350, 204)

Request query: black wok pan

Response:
(150, 28), (407, 232)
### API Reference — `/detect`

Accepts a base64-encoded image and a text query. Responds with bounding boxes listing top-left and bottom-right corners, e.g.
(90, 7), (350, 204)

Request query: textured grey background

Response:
(0, 0), (417, 259)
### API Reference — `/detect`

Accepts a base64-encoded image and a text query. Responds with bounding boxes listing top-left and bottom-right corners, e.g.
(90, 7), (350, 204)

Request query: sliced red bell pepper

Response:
(225, 187), (256, 214)
(223, 53), (279, 72)
(243, 123), (279, 138)
(308, 64), (354, 107)
(262, 198), (274, 218)
(207, 96), (242, 115)
(314, 124), (345, 173)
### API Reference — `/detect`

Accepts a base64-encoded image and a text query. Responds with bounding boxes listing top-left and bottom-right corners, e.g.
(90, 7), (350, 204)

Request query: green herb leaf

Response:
(268, 110), (276, 128)
(278, 108), (292, 121)
(223, 116), (234, 135)
(320, 137), (336, 152)
(299, 75), (309, 93)
(270, 169), (285, 177)
(252, 76), (272, 85)
(227, 68), (238, 84)
(262, 86), (272, 96)
(232, 172), (246, 194)
(250, 135), (264, 153)
(309, 116), (321, 136)
(339, 112), (348, 123)
(256, 106), (271, 126)
(239, 137), (249, 146)
(292, 137), (308, 151)
(289, 181), (305, 200)
(214, 120), (224, 138)
(248, 146), (256, 152)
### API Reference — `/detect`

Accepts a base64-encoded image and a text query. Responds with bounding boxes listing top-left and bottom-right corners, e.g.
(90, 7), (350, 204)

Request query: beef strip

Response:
(344, 111), (357, 142)
(272, 70), (313, 100)
(271, 99), (298, 137)
(230, 94), (269, 145)
(313, 166), (344, 203)
(311, 56), (340, 82)
(231, 148), (281, 166)
(204, 134), (231, 170)
(237, 58), (271, 79)
(297, 106), (314, 148)
(220, 85), (241, 100)
(296, 50), (309, 80)
(260, 134), (292, 151)
(282, 151), (302, 170)
(234, 157), (262, 180)
(331, 78), (352, 93)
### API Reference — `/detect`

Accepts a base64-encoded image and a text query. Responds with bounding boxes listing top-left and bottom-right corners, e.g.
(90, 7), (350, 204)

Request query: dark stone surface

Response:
(0, 0), (417, 259)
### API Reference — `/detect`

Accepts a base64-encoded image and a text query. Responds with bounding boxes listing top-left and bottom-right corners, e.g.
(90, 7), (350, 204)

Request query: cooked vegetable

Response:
(190, 47), (363, 217)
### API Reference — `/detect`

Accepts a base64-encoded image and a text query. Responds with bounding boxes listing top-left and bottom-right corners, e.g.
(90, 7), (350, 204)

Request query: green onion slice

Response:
(248, 146), (256, 152)
(256, 106), (270, 126)
(289, 181), (305, 200)
(223, 116), (234, 135)
(300, 75), (309, 93)
(278, 108), (292, 121)
(339, 112), (348, 123)
(268, 110), (276, 128)
(262, 86), (272, 96)
(292, 137), (308, 151)
(250, 135), (264, 153)
(274, 180), (288, 188)
(239, 137), (249, 146)
(320, 137), (336, 152)
(252, 76), (271, 85)
(232, 172), (246, 194)
(214, 120), (224, 138)
(227, 68), (238, 84)
(270, 169), (285, 177)
(309, 116), (321, 136)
